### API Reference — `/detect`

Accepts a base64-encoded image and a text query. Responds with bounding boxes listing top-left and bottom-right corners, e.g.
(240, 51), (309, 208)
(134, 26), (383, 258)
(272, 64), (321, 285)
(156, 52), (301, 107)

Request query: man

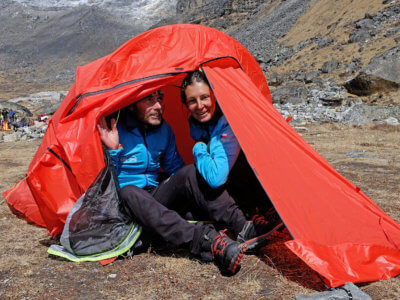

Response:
(97, 90), (248, 274)
(9, 110), (16, 123)
(2, 109), (8, 122)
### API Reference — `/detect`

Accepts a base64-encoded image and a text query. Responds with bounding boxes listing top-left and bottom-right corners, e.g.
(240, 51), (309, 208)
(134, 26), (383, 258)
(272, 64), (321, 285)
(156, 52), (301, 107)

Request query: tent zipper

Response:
(47, 147), (83, 194)
(66, 72), (184, 117)
(66, 57), (242, 117)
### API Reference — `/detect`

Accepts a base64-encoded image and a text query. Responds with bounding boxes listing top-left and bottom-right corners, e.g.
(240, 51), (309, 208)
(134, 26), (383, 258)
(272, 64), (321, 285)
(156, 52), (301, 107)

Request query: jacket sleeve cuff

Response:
(192, 142), (207, 158)
(108, 145), (123, 157)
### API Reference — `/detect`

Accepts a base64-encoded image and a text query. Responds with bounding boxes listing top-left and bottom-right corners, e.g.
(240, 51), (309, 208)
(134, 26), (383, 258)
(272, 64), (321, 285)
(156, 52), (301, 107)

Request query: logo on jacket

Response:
(121, 155), (137, 163)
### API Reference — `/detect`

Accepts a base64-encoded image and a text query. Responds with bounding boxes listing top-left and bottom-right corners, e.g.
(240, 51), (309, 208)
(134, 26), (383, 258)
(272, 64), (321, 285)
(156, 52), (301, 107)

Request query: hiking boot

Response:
(202, 228), (246, 274)
(237, 209), (284, 251)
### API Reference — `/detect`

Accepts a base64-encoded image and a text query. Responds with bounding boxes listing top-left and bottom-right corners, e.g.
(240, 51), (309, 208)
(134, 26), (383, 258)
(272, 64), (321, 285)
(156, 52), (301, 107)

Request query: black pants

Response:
(120, 164), (247, 256)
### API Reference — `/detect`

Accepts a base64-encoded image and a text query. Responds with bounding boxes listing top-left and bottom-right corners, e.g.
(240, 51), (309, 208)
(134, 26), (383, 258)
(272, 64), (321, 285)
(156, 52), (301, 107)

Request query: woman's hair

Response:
(180, 70), (210, 104)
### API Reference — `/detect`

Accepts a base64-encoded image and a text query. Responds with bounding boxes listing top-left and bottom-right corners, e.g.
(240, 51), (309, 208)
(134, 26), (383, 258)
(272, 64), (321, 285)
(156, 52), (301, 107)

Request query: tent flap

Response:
(26, 145), (82, 235)
(286, 239), (400, 287)
(3, 178), (46, 227)
(203, 64), (400, 287)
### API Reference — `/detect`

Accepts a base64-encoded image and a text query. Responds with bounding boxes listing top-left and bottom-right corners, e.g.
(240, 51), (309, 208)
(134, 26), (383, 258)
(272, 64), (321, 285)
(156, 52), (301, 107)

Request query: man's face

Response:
(133, 93), (165, 126)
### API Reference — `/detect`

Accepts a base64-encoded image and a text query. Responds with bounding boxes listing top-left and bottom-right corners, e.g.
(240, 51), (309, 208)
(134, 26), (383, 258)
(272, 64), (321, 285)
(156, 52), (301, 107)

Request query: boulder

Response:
(268, 72), (289, 86)
(364, 45), (400, 83)
(271, 82), (307, 105)
(321, 60), (340, 73)
(3, 132), (20, 143)
(305, 70), (321, 83)
(385, 117), (399, 125)
(309, 81), (345, 106)
(296, 282), (371, 300)
(341, 104), (400, 125)
(344, 45), (400, 95)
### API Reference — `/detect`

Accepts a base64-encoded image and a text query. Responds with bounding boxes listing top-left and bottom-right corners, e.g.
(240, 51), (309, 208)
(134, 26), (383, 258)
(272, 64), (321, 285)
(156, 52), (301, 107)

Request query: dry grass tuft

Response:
(371, 124), (400, 132)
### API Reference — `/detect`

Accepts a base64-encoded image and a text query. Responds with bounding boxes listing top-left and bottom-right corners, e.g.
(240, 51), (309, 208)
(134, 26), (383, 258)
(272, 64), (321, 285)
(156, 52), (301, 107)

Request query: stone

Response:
(299, 62), (307, 68)
(286, 97), (305, 105)
(364, 45), (400, 83)
(271, 83), (308, 105)
(3, 132), (19, 143)
(317, 38), (335, 49)
(355, 18), (376, 30)
(291, 70), (306, 82)
(349, 30), (373, 43)
(305, 71), (320, 83)
(294, 126), (309, 132)
(384, 27), (400, 37)
(295, 282), (371, 300)
(344, 73), (399, 96)
(345, 45), (400, 95)
(321, 60), (340, 73)
(268, 72), (287, 86)
(385, 117), (399, 125)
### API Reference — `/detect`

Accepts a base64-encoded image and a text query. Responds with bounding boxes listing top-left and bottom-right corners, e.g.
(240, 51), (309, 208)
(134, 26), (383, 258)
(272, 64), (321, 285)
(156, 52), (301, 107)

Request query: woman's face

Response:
(184, 81), (215, 123)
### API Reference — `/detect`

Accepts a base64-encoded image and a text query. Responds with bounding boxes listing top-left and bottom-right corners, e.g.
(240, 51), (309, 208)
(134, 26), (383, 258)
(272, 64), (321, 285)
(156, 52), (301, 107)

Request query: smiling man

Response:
(134, 90), (164, 126)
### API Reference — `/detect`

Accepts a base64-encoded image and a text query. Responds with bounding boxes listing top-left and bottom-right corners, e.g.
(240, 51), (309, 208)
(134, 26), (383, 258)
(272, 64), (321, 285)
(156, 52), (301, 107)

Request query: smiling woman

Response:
(182, 79), (215, 123)
(180, 70), (235, 188)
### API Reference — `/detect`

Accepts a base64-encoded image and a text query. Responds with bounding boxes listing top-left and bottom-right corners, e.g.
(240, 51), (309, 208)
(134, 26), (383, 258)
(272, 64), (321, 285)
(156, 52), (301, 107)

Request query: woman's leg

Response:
(153, 165), (246, 236)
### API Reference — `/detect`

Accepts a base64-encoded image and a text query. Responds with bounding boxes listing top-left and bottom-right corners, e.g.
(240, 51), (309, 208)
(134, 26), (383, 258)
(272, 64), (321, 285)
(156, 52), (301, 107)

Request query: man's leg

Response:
(120, 184), (246, 273)
(120, 185), (200, 247)
(153, 165), (247, 237)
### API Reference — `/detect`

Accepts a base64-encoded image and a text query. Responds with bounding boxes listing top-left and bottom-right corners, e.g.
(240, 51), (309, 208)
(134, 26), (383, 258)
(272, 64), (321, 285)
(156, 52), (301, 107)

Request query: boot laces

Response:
(211, 229), (229, 259)
(252, 214), (269, 226)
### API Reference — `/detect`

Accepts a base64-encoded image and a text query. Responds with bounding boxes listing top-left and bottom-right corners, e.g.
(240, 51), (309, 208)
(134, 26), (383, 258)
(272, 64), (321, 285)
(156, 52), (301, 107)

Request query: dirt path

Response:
(0, 124), (399, 299)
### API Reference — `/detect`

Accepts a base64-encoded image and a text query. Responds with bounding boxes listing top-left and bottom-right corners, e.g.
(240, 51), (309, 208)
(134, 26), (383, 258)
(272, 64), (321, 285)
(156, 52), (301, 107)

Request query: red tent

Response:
(3, 24), (400, 287)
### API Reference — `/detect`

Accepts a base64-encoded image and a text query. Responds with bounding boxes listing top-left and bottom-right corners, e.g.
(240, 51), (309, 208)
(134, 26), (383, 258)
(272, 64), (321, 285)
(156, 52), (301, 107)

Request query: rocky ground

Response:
(162, 0), (400, 125)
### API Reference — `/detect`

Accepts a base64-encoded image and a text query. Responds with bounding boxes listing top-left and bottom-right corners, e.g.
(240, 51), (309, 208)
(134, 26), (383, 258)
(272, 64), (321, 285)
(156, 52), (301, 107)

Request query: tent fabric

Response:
(202, 65), (400, 286)
(3, 24), (400, 287)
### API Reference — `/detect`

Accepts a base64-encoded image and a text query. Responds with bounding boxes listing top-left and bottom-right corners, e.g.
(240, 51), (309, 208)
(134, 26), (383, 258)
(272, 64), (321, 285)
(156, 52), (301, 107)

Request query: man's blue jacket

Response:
(109, 118), (184, 189)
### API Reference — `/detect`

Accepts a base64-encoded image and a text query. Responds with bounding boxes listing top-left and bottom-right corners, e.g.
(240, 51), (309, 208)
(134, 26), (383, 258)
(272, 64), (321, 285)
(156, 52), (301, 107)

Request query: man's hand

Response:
(97, 115), (119, 150)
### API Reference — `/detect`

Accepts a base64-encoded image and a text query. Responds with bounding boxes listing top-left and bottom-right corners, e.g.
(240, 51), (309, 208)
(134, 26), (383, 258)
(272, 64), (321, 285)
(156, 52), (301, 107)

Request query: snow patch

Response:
(12, 0), (177, 27)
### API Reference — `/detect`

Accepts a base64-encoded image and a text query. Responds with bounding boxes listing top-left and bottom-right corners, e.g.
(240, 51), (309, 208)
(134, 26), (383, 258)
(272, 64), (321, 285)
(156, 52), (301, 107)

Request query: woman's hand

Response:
(97, 115), (119, 150)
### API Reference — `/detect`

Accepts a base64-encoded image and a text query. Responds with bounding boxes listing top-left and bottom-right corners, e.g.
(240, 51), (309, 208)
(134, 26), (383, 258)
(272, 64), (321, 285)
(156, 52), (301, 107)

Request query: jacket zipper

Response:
(142, 130), (150, 188)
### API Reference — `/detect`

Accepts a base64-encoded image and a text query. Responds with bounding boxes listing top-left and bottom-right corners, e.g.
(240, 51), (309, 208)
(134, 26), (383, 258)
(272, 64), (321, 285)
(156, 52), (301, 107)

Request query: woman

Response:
(180, 70), (240, 189)
(181, 70), (283, 245)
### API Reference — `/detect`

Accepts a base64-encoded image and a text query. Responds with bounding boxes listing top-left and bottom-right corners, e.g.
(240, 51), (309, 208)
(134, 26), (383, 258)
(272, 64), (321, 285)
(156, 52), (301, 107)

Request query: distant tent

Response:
(2, 121), (11, 131)
(3, 24), (400, 287)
